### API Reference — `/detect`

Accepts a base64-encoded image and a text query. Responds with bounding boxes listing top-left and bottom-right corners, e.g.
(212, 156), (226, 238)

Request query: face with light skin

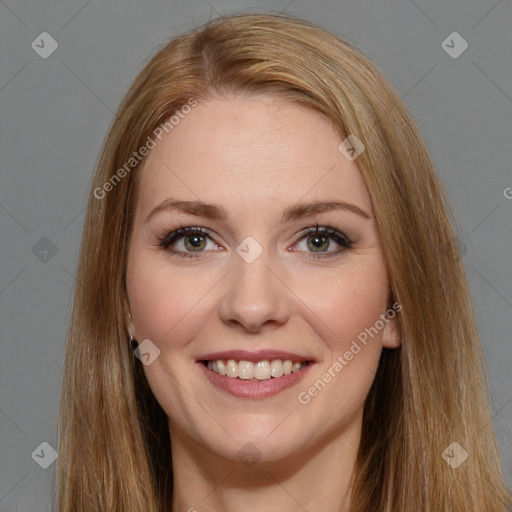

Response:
(126, 93), (401, 509)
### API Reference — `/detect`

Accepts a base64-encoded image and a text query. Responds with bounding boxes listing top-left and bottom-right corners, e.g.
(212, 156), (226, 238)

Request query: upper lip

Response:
(197, 350), (315, 363)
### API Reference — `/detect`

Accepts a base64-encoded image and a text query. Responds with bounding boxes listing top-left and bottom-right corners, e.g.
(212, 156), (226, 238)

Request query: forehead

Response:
(135, 95), (372, 219)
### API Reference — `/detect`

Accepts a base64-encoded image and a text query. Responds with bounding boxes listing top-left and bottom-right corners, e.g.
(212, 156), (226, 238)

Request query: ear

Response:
(382, 315), (401, 349)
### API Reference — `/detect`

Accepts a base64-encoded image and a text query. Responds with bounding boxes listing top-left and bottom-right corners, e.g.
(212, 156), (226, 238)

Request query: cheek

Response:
(126, 253), (207, 347)
(305, 263), (389, 352)
(295, 265), (388, 413)
(297, 264), (388, 400)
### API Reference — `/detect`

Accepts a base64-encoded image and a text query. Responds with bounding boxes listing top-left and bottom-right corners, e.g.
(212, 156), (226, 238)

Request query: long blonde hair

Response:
(56, 12), (511, 511)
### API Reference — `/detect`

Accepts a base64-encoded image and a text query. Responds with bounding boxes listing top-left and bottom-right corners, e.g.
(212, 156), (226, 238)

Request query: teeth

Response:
(238, 360), (254, 380)
(225, 359), (238, 378)
(254, 360), (271, 380)
(270, 360), (284, 378)
(217, 360), (226, 376)
(205, 359), (308, 380)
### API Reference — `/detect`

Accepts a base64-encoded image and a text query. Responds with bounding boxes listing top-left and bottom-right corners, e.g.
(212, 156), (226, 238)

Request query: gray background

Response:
(1, 0), (511, 509)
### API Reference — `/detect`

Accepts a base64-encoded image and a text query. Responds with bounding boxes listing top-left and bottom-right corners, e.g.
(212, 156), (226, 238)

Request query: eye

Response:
(157, 223), (354, 260)
(158, 226), (221, 259)
(293, 224), (354, 259)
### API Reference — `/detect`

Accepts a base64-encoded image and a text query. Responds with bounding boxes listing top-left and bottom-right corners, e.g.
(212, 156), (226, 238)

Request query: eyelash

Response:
(157, 223), (354, 260)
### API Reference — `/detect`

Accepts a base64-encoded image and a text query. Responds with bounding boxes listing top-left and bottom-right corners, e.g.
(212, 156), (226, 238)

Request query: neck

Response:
(169, 416), (361, 512)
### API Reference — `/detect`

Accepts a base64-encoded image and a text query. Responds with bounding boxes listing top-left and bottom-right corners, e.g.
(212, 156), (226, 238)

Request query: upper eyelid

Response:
(161, 224), (352, 248)
(159, 226), (212, 246)
(164, 224), (344, 238)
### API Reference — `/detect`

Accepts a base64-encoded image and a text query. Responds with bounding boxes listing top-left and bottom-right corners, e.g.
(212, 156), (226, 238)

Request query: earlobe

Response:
(126, 311), (137, 340)
(127, 321), (139, 350)
(382, 318), (401, 349)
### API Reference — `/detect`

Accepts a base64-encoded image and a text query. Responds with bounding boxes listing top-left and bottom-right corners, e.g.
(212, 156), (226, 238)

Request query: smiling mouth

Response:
(201, 359), (311, 381)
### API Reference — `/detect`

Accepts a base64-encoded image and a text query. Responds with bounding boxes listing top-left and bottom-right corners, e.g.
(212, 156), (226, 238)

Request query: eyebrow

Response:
(145, 198), (372, 223)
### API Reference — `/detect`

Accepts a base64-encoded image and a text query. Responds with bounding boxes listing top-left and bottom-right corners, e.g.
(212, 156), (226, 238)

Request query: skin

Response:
(126, 94), (401, 512)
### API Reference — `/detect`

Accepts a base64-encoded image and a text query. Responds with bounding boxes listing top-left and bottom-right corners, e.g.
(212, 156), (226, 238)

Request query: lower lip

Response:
(198, 362), (313, 399)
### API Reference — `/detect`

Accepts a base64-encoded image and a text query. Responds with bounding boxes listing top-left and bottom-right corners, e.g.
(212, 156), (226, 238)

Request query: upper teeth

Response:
(206, 359), (307, 380)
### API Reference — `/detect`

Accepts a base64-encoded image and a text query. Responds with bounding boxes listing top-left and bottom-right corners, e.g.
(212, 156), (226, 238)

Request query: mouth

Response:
(197, 350), (315, 399)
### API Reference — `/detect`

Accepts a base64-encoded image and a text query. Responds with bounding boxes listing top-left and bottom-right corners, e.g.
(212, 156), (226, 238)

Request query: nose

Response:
(218, 249), (291, 334)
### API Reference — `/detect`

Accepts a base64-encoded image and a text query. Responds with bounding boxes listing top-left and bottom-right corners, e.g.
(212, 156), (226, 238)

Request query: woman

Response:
(56, 12), (511, 511)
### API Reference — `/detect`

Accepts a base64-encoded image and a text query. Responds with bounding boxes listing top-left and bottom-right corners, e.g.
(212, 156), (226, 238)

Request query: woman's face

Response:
(126, 94), (400, 463)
